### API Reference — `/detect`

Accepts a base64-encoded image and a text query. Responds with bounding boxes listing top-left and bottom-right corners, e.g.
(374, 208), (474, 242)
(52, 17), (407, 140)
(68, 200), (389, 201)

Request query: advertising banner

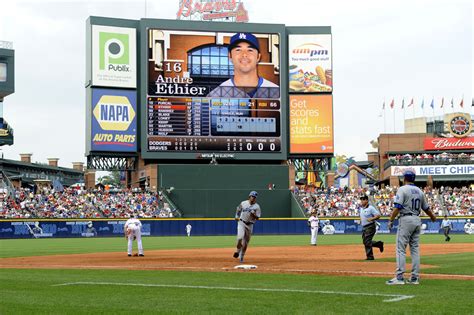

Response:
(1, 218), (471, 239)
(288, 34), (332, 93)
(391, 164), (474, 176)
(91, 88), (137, 152)
(92, 25), (137, 88)
(289, 94), (333, 154)
(424, 136), (474, 150)
(145, 29), (281, 154)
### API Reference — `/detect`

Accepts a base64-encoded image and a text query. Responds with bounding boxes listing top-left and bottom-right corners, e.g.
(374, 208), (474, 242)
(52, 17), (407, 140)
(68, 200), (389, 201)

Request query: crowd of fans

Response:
(0, 187), (177, 219)
(294, 185), (473, 217)
(1, 184), (472, 219)
(388, 152), (474, 165)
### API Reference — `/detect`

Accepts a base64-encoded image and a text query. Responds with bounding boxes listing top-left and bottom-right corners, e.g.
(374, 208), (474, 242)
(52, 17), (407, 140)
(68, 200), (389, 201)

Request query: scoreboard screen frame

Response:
(139, 19), (288, 160)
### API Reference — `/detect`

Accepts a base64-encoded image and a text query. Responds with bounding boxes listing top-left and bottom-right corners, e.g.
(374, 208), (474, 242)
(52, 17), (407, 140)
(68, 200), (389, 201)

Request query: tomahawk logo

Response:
(99, 32), (130, 72)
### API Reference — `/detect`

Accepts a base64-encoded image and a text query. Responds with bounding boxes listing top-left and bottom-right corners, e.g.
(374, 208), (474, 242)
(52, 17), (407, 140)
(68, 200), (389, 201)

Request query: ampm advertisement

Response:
(288, 34), (332, 93)
(91, 88), (137, 152)
(1, 218), (472, 239)
(92, 25), (137, 88)
(290, 95), (333, 154)
(391, 164), (474, 176)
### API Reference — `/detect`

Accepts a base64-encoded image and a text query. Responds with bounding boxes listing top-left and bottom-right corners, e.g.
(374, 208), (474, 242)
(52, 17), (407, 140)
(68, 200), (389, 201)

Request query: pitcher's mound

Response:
(234, 264), (257, 270)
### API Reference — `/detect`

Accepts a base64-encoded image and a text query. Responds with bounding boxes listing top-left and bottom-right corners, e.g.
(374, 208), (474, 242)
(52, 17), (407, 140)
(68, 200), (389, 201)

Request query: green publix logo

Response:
(99, 31), (131, 72)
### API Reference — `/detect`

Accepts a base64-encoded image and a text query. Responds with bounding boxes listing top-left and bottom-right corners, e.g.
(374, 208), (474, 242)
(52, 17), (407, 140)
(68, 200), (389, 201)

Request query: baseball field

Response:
(1, 234), (473, 314)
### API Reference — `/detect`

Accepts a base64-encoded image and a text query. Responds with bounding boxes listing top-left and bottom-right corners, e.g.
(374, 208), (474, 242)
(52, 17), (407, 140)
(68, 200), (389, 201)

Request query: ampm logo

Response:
(292, 43), (328, 57)
(93, 95), (136, 131)
(99, 32), (130, 71)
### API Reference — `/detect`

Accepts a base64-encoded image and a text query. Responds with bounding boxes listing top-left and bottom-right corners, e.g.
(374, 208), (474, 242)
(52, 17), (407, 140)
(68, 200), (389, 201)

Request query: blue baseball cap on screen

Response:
(249, 191), (258, 198)
(229, 32), (260, 52)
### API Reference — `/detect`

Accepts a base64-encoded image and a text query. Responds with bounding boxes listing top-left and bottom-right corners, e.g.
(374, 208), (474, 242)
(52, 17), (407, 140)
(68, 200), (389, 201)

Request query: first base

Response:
(234, 264), (257, 270)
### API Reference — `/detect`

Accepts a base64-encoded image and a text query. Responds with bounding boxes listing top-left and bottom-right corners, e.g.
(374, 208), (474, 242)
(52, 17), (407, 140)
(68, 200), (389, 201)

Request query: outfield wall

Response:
(0, 218), (472, 239)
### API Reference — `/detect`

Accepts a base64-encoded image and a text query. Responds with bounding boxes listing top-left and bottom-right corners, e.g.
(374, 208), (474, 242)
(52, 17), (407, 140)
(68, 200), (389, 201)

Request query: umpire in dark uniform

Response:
(359, 195), (384, 260)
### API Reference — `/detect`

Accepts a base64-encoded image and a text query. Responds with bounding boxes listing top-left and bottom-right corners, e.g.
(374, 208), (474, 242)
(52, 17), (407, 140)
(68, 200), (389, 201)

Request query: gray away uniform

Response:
(235, 200), (261, 262)
(393, 184), (429, 281)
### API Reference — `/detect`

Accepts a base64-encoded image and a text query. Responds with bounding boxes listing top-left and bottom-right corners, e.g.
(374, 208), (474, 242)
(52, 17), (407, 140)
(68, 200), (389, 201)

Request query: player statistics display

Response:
(146, 28), (281, 153)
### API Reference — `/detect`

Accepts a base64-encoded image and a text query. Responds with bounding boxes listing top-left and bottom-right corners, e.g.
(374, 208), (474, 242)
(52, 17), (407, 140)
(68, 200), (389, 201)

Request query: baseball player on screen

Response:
(207, 32), (279, 99)
(386, 171), (436, 285)
(233, 191), (261, 263)
(124, 214), (144, 257)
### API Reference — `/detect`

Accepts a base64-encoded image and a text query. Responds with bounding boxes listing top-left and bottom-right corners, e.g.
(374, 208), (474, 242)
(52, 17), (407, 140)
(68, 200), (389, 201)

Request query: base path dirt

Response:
(1, 243), (473, 280)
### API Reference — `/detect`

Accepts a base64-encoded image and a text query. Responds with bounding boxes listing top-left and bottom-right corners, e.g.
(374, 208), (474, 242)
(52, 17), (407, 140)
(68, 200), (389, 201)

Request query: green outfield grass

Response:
(378, 252), (474, 275)
(1, 234), (473, 314)
(1, 234), (473, 258)
(1, 268), (473, 314)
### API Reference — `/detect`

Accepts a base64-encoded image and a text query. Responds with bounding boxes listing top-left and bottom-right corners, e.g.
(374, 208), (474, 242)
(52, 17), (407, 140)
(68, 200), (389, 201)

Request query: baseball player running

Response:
(441, 215), (452, 242)
(124, 214), (144, 257)
(186, 223), (192, 237)
(233, 191), (261, 263)
(386, 171), (436, 285)
(308, 211), (319, 246)
(359, 195), (384, 260)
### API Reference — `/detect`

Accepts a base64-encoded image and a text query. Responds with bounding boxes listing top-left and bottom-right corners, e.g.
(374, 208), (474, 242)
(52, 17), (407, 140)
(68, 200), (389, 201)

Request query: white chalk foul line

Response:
(52, 282), (414, 303)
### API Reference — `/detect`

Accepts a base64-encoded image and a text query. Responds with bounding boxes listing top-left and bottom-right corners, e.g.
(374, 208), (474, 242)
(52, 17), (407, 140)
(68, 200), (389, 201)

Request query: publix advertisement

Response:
(288, 34), (332, 93)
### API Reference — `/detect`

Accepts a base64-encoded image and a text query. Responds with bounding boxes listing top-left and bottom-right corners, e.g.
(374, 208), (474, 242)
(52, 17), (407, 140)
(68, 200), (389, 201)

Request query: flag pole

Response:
(393, 102), (396, 133)
(384, 99), (387, 133)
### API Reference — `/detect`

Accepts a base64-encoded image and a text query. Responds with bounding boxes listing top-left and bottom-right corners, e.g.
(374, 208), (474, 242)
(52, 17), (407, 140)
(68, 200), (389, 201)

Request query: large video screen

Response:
(146, 29), (281, 153)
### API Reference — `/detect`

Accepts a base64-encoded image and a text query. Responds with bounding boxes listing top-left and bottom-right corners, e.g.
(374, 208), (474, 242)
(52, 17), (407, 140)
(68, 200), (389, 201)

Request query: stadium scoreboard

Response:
(86, 17), (332, 160)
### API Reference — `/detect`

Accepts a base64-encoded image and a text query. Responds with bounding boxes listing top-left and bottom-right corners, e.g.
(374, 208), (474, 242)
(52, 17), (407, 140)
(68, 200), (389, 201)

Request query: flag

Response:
(408, 98), (414, 107)
(430, 98), (434, 109)
(390, 98), (394, 109)
(450, 98), (454, 108)
(401, 98), (405, 109)
(421, 99), (424, 109)
(440, 97), (444, 108)
(460, 98), (464, 108)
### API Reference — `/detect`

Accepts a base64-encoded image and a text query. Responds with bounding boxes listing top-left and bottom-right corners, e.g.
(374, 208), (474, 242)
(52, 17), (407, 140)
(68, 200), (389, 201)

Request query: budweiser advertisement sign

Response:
(177, 0), (249, 22)
(424, 137), (474, 150)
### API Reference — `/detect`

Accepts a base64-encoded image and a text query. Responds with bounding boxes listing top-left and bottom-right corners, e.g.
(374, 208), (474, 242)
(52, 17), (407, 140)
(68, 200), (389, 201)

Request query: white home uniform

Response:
(124, 218), (143, 256)
(186, 224), (192, 237)
(308, 214), (319, 245)
(464, 220), (473, 234)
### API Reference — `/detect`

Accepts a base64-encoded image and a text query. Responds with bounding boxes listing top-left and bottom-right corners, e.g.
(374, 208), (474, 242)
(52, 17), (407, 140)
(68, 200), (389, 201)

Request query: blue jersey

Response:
(394, 184), (429, 216)
(359, 205), (380, 227)
(207, 77), (279, 98)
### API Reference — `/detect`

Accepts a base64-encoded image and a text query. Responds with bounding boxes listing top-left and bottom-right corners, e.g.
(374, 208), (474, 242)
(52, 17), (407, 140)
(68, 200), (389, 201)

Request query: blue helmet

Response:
(403, 170), (416, 182)
(249, 191), (258, 198)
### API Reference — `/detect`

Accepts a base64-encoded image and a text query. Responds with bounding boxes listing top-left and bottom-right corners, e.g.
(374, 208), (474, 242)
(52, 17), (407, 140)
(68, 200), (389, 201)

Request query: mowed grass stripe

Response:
(1, 234), (473, 258)
(1, 269), (473, 314)
(52, 281), (414, 302)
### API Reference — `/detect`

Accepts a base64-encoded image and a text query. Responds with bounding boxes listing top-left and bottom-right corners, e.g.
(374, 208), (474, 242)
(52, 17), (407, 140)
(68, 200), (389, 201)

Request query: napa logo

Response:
(292, 43), (328, 57)
(93, 95), (135, 131)
(99, 31), (130, 71)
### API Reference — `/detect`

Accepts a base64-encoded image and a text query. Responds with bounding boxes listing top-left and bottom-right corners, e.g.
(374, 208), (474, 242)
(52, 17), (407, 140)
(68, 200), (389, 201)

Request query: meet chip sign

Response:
(391, 165), (474, 176)
(91, 89), (137, 152)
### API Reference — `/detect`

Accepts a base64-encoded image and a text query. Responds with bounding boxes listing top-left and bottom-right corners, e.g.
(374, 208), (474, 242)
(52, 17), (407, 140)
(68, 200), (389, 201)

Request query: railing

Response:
(160, 189), (182, 218)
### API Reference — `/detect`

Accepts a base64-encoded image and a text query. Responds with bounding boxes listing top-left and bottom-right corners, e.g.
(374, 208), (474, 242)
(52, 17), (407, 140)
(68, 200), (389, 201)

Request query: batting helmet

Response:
(249, 191), (258, 198)
(403, 170), (416, 182)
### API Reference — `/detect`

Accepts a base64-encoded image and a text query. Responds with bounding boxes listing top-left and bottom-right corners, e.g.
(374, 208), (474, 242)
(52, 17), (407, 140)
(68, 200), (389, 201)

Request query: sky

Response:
(0, 0), (472, 168)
